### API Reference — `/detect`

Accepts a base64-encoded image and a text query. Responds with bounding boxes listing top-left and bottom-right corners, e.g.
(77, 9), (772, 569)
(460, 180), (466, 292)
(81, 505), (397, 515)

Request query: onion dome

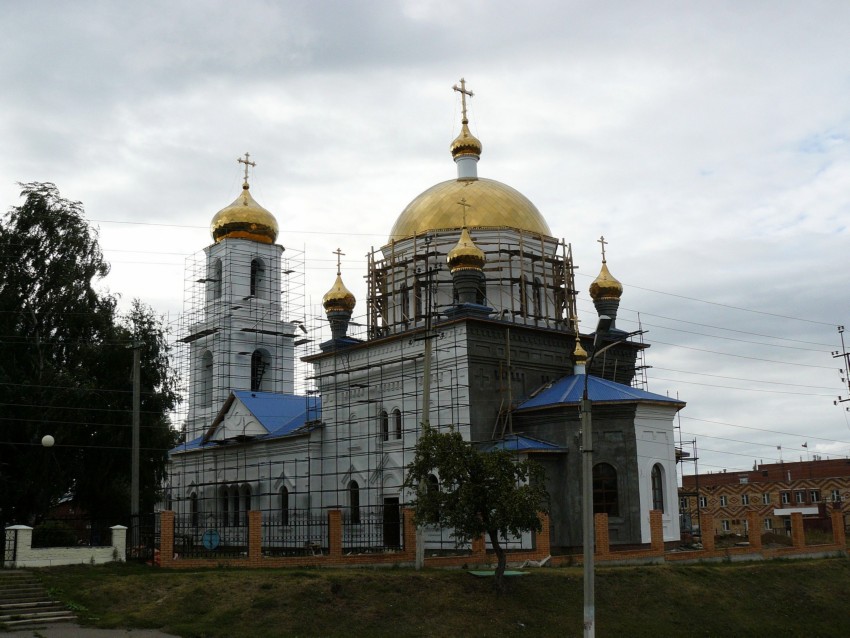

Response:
(450, 118), (483, 159)
(447, 227), (486, 273)
(210, 183), (279, 244)
(389, 178), (551, 241)
(589, 261), (623, 300)
(322, 274), (356, 313)
(573, 336), (588, 365)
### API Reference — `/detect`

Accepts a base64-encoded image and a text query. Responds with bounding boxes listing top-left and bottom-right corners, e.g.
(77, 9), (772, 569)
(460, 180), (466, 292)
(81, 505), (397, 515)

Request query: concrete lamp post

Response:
(581, 315), (613, 638)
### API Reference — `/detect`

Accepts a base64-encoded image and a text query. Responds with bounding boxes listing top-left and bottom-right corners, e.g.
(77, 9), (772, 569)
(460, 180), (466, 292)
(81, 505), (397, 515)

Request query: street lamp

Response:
(580, 315), (612, 638)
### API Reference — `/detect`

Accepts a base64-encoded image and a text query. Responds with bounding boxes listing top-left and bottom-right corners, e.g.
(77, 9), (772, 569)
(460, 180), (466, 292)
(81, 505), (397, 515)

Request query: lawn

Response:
(30, 557), (850, 637)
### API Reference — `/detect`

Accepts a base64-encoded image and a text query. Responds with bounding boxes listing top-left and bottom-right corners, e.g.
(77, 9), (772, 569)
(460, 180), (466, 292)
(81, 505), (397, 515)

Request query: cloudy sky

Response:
(2, 1), (849, 477)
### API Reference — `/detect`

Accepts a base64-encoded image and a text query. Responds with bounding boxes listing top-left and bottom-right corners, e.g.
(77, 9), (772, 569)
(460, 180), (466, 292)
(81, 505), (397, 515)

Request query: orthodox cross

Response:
(333, 248), (345, 276)
(457, 197), (471, 227)
(452, 78), (474, 122)
(597, 235), (608, 263)
(571, 315), (581, 335)
(237, 152), (256, 184)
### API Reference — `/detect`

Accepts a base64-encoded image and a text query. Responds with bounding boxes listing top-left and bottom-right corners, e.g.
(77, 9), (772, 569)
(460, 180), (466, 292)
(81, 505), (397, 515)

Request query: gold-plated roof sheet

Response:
(322, 274), (356, 312)
(389, 178), (551, 241)
(211, 185), (279, 244)
(447, 227), (486, 272)
(589, 262), (623, 300)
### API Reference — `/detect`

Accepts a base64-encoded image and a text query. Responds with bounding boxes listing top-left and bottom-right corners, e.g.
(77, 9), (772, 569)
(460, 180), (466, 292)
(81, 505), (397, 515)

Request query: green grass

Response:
(31, 557), (850, 637)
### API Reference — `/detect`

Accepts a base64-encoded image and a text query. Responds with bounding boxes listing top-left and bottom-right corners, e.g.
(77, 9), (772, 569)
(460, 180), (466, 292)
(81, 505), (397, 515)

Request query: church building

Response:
(167, 80), (685, 552)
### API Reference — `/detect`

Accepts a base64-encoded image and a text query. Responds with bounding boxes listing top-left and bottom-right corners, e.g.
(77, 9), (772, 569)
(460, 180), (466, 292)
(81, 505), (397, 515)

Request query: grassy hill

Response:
(28, 557), (850, 637)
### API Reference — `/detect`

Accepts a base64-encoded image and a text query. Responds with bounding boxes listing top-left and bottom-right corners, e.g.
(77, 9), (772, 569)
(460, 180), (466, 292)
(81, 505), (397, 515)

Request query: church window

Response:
(401, 286), (410, 322)
(592, 463), (619, 516)
(280, 486), (290, 526)
(201, 351), (213, 407)
(229, 486), (240, 526)
(251, 349), (270, 392)
(190, 493), (199, 528)
(240, 484), (252, 526)
(219, 486), (229, 526)
(210, 258), (222, 300)
(393, 408), (402, 439)
(651, 464), (664, 512)
(380, 410), (389, 442)
(533, 277), (542, 317)
(348, 481), (361, 524)
(250, 258), (265, 297)
(414, 279), (424, 319)
(518, 275), (528, 317)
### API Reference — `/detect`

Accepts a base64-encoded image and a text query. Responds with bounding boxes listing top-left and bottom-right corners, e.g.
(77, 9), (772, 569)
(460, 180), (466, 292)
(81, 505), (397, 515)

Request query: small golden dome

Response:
(573, 337), (588, 364)
(589, 262), (623, 300)
(210, 184), (279, 244)
(450, 119), (483, 159)
(322, 274), (356, 312)
(389, 178), (551, 241)
(447, 227), (486, 273)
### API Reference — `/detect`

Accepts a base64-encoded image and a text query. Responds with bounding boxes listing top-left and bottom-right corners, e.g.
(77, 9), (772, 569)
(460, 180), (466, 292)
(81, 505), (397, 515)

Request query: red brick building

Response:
(679, 458), (850, 538)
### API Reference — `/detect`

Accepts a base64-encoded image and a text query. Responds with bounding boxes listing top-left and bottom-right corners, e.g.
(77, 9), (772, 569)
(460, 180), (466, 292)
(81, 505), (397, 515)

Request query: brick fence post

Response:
(747, 511), (762, 550)
(831, 508), (846, 547)
(700, 513), (715, 551)
(471, 534), (487, 560)
(248, 510), (262, 565)
(328, 509), (342, 557)
(536, 512), (551, 558)
(594, 513), (609, 558)
(790, 512), (805, 548)
(159, 511), (175, 568)
(650, 509), (664, 554)
(402, 508), (416, 560)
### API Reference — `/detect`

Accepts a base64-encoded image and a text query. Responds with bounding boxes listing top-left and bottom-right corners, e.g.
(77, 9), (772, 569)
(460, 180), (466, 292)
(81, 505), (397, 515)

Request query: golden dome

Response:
(450, 119), (482, 158)
(210, 184), (279, 244)
(389, 178), (551, 241)
(589, 262), (623, 300)
(573, 336), (588, 364)
(447, 227), (486, 273)
(322, 274), (356, 312)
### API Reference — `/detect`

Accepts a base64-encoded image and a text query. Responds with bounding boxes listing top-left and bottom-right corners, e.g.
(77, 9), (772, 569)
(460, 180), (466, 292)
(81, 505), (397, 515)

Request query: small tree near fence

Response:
(403, 426), (549, 591)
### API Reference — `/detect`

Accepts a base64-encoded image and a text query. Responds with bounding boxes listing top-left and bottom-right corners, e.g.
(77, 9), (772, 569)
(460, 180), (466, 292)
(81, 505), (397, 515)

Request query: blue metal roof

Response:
(170, 392), (319, 453)
(478, 434), (564, 453)
(516, 374), (684, 412)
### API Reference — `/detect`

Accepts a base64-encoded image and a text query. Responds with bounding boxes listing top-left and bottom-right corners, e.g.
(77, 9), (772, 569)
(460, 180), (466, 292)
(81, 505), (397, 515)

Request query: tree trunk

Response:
(488, 529), (508, 593)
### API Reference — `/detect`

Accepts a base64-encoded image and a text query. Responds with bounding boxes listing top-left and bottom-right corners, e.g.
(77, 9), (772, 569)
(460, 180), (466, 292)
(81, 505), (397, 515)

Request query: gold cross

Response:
(452, 78), (474, 122)
(333, 248), (345, 276)
(237, 152), (256, 185)
(571, 315), (581, 334)
(597, 235), (608, 263)
(457, 198), (472, 227)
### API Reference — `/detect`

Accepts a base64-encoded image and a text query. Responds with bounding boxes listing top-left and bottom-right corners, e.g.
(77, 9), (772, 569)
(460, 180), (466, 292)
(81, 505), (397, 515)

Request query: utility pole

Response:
(131, 342), (141, 553)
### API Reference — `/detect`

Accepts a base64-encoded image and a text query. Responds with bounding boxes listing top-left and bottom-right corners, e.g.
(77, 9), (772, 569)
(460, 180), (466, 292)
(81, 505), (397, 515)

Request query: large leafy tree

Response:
(403, 426), (549, 590)
(0, 182), (178, 526)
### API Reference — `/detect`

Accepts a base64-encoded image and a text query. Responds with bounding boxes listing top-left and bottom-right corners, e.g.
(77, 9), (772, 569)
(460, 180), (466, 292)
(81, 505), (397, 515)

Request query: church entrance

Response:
(383, 497), (401, 548)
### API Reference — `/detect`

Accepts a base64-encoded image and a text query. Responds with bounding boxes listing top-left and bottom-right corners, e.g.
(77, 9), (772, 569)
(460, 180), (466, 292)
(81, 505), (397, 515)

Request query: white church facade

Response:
(166, 83), (685, 553)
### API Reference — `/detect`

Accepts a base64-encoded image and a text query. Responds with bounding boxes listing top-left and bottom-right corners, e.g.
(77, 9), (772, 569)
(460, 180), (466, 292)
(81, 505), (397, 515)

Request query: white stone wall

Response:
(634, 405), (682, 543)
(5, 525), (126, 568)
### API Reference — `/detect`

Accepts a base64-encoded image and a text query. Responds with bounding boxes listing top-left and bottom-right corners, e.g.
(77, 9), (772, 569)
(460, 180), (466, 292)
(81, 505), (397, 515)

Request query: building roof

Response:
(171, 391), (318, 453)
(477, 434), (564, 453)
(516, 374), (685, 412)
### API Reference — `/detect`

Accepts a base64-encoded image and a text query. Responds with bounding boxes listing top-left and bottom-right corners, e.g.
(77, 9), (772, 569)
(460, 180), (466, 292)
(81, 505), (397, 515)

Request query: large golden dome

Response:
(210, 184), (279, 244)
(389, 178), (551, 241)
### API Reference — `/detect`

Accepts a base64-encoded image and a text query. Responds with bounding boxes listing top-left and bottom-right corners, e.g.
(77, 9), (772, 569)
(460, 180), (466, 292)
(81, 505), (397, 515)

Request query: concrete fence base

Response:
(3, 525), (127, 568)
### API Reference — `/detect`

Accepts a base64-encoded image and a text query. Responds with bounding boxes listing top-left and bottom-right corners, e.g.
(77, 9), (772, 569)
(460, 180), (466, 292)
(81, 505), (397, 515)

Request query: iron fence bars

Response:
(342, 504), (404, 553)
(2, 527), (16, 566)
(262, 509), (328, 557)
(30, 517), (117, 548)
(173, 513), (248, 559)
(128, 513), (160, 562)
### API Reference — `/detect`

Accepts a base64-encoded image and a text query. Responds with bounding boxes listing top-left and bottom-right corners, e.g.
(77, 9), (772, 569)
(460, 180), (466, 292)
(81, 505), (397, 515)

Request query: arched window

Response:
(250, 258), (265, 297)
(414, 279), (423, 319)
(380, 410), (389, 441)
(251, 349), (270, 392)
(348, 481), (360, 524)
(518, 275), (528, 317)
(400, 286), (410, 322)
(208, 258), (222, 300)
(219, 486), (229, 526)
(280, 486), (290, 526)
(651, 464), (665, 513)
(533, 277), (543, 317)
(240, 484), (252, 526)
(393, 408), (402, 440)
(200, 351), (214, 407)
(229, 486), (240, 526)
(593, 463), (619, 516)
(190, 493), (199, 528)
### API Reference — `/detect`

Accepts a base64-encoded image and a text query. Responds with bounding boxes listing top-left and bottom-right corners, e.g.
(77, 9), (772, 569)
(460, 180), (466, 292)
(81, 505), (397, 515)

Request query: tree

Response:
(403, 426), (549, 590)
(0, 182), (178, 527)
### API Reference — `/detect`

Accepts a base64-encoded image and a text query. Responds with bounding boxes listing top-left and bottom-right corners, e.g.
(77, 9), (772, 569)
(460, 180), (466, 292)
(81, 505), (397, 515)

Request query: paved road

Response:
(7, 622), (178, 637)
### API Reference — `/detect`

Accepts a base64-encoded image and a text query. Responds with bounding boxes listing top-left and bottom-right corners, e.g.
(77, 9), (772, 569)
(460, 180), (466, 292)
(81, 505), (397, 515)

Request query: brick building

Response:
(679, 458), (850, 538)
